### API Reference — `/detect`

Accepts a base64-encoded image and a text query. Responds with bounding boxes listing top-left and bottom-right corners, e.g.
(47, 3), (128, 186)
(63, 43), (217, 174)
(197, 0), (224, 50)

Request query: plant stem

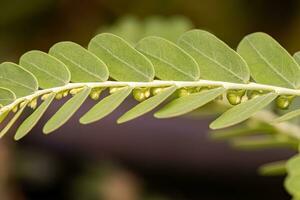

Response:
(2, 79), (300, 140)
(2, 79), (300, 114)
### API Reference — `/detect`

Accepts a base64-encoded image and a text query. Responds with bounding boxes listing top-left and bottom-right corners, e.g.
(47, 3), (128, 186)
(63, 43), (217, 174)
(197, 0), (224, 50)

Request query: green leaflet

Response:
(80, 87), (132, 124)
(136, 36), (199, 81)
(210, 125), (274, 140)
(155, 87), (226, 118)
(20, 50), (71, 89)
(49, 42), (109, 82)
(0, 62), (38, 97)
(15, 93), (56, 140)
(0, 101), (29, 138)
(178, 29), (249, 83)
(88, 33), (154, 82)
(286, 155), (300, 176)
(117, 86), (177, 123)
(43, 87), (91, 134)
(258, 161), (287, 176)
(273, 108), (300, 123)
(210, 93), (278, 129)
(230, 136), (298, 150)
(0, 87), (16, 106)
(237, 32), (300, 89)
(285, 175), (300, 197)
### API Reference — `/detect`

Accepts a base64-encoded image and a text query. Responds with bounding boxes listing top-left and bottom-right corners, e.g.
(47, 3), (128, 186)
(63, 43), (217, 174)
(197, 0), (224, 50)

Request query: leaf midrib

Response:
(93, 42), (151, 81)
(56, 52), (105, 81)
(22, 60), (68, 85)
(219, 94), (275, 125)
(180, 38), (245, 82)
(0, 76), (35, 91)
(245, 38), (295, 88)
(137, 49), (197, 80)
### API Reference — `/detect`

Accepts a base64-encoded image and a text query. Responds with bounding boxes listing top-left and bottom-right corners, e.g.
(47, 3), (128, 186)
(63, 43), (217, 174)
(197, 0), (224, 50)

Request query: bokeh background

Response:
(0, 0), (299, 199)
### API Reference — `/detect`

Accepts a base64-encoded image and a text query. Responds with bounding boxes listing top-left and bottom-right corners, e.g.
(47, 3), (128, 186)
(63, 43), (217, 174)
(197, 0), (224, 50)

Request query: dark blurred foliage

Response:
(2, 0), (300, 62)
(1, 0), (300, 199)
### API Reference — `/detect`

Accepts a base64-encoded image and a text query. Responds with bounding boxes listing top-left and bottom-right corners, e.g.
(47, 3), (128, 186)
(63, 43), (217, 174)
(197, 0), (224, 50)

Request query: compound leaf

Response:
(43, 87), (91, 134)
(80, 87), (132, 124)
(49, 42), (109, 82)
(210, 93), (278, 129)
(155, 87), (225, 118)
(88, 33), (154, 82)
(178, 29), (249, 83)
(20, 50), (71, 89)
(136, 36), (199, 81)
(118, 86), (177, 123)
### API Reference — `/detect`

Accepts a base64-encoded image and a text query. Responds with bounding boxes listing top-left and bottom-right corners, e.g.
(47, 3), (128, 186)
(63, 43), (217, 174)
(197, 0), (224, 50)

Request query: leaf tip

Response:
(116, 118), (125, 124)
(79, 117), (89, 125)
(209, 121), (220, 130)
(153, 112), (163, 119)
(42, 125), (53, 135)
(14, 133), (23, 141)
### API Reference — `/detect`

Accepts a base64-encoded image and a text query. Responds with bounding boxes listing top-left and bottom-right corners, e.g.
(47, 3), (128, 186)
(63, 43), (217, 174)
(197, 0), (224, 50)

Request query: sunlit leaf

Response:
(0, 62), (38, 97)
(15, 93), (56, 140)
(49, 42), (109, 82)
(0, 101), (28, 138)
(80, 87), (132, 124)
(118, 86), (177, 123)
(20, 50), (71, 88)
(136, 36), (199, 81)
(210, 93), (278, 129)
(43, 87), (91, 134)
(88, 33), (154, 82)
(237, 32), (300, 88)
(178, 29), (249, 83)
(0, 87), (15, 106)
(155, 87), (225, 118)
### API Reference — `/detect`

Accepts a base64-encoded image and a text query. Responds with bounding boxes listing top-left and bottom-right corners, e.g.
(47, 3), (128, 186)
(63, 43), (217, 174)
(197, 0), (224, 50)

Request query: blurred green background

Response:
(0, 0), (299, 199)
